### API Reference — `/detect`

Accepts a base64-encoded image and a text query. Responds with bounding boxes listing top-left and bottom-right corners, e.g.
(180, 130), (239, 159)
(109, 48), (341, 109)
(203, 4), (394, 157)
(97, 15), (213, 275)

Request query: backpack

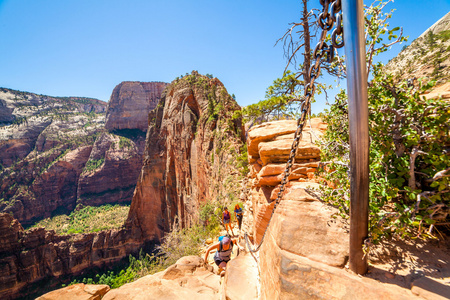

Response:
(223, 210), (230, 220)
(235, 208), (243, 217)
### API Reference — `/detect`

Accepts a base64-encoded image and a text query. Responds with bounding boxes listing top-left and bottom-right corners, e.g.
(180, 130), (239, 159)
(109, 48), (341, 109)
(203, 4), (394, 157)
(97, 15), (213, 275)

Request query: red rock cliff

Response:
(105, 81), (168, 132)
(0, 213), (143, 300)
(127, 72), (245, 242)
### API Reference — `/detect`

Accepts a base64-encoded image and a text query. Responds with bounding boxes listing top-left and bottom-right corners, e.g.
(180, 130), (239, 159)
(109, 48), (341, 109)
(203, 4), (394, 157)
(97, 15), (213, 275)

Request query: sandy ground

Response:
(365, 234), (450, 293)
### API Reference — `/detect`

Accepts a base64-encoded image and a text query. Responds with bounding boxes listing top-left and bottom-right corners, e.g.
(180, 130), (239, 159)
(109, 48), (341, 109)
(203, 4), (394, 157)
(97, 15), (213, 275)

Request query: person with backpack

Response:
(222, 207), (234, 236)
(203, 235), (238, 276)
(234, 204), (243, 231)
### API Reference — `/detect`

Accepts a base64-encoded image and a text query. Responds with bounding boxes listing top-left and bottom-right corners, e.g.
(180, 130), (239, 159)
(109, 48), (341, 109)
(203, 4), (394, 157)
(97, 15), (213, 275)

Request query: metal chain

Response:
(244, 0), (344, 253)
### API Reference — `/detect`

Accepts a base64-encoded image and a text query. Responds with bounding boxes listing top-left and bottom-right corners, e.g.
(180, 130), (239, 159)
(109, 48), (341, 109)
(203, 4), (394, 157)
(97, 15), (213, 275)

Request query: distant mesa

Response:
(105, 81), (168, 132)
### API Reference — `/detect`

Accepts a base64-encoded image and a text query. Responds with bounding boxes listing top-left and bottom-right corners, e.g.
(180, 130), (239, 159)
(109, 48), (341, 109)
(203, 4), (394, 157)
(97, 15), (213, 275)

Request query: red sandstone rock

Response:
(0, 213), (142, 300)
(36, 284), (110, 300)
(77, 133), (145, 206)
(127, 72), (244, 242)
(102, 256), (219, 300)
(105, 81), (168, 132)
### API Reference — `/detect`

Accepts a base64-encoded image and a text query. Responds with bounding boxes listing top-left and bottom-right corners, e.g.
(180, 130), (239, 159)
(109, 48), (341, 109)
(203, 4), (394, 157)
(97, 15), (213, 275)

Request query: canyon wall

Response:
(105, 81), (168, 132)
(0, 73), (245, 299)
(127, 71), (245, 242)
(0, 213), (143, 300)
(0, 81), (167, 226)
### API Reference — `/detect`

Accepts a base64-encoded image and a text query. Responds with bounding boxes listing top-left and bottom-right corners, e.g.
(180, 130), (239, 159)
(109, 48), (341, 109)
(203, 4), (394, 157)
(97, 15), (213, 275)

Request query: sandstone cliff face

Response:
(0, 74), (245, 299)
(245, 119), (431, 299)
(127, 72), (245, 242)
(105, 81), (168, 132)
(0, 84), (163, 226)
(0, 88), (107, 225)
(0, 213), (143, 300)
(244, 119), (326, 243)
(77, 132), (146, 207)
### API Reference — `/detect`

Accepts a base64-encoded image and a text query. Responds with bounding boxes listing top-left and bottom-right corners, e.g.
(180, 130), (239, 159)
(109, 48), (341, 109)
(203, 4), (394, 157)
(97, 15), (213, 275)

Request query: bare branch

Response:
(409, 146), (428, 190)
(425, 168), (450, 182)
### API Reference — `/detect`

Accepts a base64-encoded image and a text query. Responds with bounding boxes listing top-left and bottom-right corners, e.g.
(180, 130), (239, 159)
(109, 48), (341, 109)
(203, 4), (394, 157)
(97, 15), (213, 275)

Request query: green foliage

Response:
(437, 30), (450, 42)
(319, 64), (450, 242)
(242, 71), (303, 123)
(118, 136), (132, 149)
(236, 144), (249, 176)
(67, 210), (221, 289)
(426, 30), (436, 48)
(29, 204), (130, 235)
(66, 250), (165, 289)
(83, 157), (105, 172)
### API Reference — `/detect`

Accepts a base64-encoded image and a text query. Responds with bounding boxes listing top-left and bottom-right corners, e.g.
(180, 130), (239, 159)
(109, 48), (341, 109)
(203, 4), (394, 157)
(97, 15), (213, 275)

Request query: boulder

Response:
(247, 118), (326, 158)
(221, 253), (258, 300)
(102, 256), (220, 300)
(258, 139), (321, 166)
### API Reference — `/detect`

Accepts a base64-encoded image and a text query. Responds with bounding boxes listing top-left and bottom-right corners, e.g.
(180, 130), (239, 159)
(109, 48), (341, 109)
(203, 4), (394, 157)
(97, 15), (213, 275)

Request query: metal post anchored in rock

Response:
(342, 0), (369, 275)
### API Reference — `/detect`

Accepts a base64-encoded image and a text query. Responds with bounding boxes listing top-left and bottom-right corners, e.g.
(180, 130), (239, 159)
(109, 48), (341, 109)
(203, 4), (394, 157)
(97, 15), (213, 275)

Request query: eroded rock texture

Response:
(77, 132), (146, 207)
(127, 72), (245, 242)
(0, 84), (160, 226)
(246, 119), (422, 299)
(102, 256), (220, 300)
(0, 213), (142, 300)
(105, 81), (168, 132)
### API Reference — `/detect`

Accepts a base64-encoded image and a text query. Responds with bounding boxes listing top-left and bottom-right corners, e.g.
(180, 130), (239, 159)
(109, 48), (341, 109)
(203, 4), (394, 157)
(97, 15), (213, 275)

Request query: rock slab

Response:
(102, 256), (220, 300)
(36, 284), (110, 300)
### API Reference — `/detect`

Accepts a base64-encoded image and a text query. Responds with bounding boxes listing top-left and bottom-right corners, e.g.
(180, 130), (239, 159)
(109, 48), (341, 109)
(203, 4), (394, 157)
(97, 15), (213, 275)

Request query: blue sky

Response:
(0, 0), (449, 114)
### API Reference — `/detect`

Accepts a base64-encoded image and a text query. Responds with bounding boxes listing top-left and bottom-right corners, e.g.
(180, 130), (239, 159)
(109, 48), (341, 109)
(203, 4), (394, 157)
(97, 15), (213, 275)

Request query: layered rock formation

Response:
(0, 88), (108, 225)
(76, 132), (146, 207)
(0, 130), (145, 226)
(0, 213), (143, 300)
(0, 73), (245, 299)
(127, 71), (245, 242)
(105, 81), (168, 132)
(0, 88), (106, 168)
(0, 83), (164, 226)
(246, 119), (444, 299)
(245, 119), (326, 243)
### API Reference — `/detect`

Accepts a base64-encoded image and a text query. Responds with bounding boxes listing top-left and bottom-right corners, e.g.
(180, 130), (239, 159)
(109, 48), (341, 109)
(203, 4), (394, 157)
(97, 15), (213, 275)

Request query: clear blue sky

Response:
(1, 0), (449, 114)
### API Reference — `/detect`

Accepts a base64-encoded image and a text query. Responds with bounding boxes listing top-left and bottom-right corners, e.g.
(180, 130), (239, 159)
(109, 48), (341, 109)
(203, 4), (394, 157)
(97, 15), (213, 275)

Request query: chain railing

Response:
(244, 0), (344, 253)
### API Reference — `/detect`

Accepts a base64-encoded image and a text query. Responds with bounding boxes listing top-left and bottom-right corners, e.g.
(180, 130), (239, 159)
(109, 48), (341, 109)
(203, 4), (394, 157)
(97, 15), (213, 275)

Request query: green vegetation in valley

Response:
(29, 204), (130, 235)
(65, 202), (222, 288)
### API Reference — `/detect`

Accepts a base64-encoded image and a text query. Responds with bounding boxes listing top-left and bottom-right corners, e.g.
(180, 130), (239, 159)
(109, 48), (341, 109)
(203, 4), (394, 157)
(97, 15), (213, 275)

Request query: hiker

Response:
(222, 207), (234, 235)
(204, 235), (238, 276)
(234, 204), (243, 231)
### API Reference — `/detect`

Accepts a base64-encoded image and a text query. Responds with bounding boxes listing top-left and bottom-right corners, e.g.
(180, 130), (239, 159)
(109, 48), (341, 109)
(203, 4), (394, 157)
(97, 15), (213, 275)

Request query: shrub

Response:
(318, 64), (450, 243)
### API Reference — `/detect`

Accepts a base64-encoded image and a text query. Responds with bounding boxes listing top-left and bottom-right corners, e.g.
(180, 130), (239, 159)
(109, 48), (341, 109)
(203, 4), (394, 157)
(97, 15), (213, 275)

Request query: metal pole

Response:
(341, 0), (369, 275)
